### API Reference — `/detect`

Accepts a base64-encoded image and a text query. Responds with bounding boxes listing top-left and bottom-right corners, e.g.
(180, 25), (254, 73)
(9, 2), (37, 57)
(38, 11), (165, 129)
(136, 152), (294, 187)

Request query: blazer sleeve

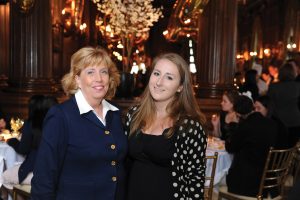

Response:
(31, 106), (68, 200)
(177, 119), (207, 199)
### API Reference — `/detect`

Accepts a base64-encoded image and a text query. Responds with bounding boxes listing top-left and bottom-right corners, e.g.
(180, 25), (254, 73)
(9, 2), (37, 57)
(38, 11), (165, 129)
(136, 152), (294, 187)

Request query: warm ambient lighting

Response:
(263, 48), (271, 57)
(287, 43), (297, 50)
(62, 0), (85, 36)
(188, 40), (197, 73)
(164, 0), (209, 42)
(249, 51), (257, 57)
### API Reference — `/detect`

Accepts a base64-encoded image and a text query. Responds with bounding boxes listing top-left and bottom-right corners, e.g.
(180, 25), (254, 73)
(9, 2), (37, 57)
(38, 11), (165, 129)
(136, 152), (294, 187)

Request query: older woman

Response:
(31, 47), (127, 200)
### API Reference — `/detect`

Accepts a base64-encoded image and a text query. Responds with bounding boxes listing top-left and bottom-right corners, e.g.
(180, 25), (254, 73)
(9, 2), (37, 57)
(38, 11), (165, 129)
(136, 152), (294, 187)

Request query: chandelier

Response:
(91, 0), (163, 72)
(164, 0), (209, 42)
(62, 0), (86, 36)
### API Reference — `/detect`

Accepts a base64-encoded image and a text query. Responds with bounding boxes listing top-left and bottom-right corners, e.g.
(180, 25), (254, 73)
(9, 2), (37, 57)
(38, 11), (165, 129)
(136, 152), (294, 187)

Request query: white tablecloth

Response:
(0, 142), (25, 200)
(206, 149), (233, 186)
(0, 142), (24, 169)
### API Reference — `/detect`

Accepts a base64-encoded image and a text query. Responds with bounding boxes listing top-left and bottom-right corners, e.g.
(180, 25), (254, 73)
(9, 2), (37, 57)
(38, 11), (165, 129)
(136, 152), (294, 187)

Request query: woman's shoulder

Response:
(126, 105), (139, 117)
(177, 116), (205, 136)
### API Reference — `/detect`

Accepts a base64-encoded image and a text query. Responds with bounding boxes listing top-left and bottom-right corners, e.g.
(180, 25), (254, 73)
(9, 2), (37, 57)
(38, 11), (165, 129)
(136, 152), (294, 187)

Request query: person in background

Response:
(225, 95), (279, 198)
(31, 47), (128, 200)
(268, 60), (282, 83)
(125, 53), (207, 200)
(252, 66), (268, 95)
(261, 69), (273, 86)
(268, 63), (300, 146)
(287, 59), (300, 82)
(239, 69), (259, 101)
(0, 105), (7, 132)
(254, 95), (289, 149)
(1, 95), (58, 200)
(211, 90), (240, 140)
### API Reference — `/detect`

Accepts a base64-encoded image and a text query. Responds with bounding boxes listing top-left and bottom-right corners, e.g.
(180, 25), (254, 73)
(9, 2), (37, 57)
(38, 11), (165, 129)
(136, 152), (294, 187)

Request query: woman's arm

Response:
(177, 119), (207, 199)
(31, 106), (68, 200)
(211, 114), (221, 137)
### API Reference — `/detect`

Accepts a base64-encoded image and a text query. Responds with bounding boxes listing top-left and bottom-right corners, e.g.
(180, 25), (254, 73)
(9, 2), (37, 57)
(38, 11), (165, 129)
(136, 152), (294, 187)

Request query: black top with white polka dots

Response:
(125, 106), (207, 200)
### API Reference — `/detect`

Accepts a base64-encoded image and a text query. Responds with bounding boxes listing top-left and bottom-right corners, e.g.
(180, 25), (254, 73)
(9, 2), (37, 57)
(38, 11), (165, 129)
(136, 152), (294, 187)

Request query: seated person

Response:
(1, 95), (57, 200)
(254, 95), (290, 149)
(0, 105), (7, 132)
(239, 69), (259, 101)
(211, 90), (239, 140)
(225, 95), (279, 197)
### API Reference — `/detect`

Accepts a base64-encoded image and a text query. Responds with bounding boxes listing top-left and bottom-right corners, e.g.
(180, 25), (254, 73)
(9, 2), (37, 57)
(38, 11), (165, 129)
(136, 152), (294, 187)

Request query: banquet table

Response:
(0, 142), (24, 170)
(0, 141), (25, 200)
(206, 137), (233, 186)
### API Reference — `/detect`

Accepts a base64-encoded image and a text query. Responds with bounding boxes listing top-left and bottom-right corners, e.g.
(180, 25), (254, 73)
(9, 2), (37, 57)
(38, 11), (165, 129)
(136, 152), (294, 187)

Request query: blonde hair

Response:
(130, 53), (206, 137)
(61, 46), (120, 99)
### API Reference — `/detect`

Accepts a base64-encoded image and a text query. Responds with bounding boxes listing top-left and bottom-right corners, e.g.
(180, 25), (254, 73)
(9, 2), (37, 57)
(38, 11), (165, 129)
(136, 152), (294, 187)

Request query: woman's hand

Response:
(211, 114), (219, 127)
(211, 114), (221, 137)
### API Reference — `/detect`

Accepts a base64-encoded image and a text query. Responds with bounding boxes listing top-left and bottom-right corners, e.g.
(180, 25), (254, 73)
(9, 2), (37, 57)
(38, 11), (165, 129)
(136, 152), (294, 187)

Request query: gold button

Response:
(111, 144), (116, 150)
(112, 176), (117, 182)
(105, 130), (110, 135)
(111, 161), (116, 166)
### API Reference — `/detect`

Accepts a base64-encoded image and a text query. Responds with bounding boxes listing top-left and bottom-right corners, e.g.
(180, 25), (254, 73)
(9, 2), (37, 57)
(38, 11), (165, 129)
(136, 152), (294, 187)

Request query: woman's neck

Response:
(93, 102), (103, 119)
(154, 101), (169, 116)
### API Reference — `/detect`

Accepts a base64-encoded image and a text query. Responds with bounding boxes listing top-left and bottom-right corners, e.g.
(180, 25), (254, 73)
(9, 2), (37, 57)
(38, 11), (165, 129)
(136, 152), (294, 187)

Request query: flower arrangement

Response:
(91, 0), (163, 72)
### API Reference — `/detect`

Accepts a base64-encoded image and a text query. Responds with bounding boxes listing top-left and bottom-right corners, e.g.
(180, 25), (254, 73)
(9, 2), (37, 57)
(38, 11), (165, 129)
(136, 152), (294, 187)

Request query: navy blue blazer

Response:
(31, 97), (128, 200)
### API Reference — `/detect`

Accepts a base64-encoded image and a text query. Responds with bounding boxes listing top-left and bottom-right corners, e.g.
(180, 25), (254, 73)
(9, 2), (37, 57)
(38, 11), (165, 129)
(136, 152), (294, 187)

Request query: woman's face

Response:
(221, 95), (234, 112)
(254, 101), (268, 117)
(149, 58), (183, 105)
(75, 64), (109, 105)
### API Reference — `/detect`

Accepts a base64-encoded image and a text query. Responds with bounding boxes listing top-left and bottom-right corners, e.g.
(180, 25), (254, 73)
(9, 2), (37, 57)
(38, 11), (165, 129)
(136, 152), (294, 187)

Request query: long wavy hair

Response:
(129, 53), (206, 138)
(61, 46), (120, 100)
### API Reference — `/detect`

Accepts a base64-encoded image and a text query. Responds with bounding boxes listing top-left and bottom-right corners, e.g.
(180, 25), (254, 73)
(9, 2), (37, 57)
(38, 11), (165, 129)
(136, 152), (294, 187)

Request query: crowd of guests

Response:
(211, 58), (300, 198)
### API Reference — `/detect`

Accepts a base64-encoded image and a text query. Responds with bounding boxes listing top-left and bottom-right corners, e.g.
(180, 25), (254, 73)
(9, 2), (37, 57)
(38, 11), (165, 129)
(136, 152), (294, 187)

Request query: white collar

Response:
(75, 90), (118, 124)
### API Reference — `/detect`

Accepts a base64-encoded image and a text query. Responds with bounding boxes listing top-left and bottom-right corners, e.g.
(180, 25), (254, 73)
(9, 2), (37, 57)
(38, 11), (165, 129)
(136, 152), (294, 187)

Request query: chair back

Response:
(204, 152), (218, 200)
(290, 141), (300, 184)
(257, 146), (295, 200)
(13, 184), (31, 200)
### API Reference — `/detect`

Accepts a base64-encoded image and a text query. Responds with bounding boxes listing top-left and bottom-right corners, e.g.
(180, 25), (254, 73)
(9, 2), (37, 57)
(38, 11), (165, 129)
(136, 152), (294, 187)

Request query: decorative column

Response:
(6, 0), (57, 93)
(52, 0), (64, 88)
(0, 0), (59, 119)
(196, 0), (237, 98)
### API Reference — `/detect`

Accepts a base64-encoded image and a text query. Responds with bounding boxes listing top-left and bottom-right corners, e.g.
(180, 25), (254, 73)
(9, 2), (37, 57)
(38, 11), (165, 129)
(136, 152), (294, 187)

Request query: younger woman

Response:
(125, 53), (207, 200)
(211, 90), (240, 140)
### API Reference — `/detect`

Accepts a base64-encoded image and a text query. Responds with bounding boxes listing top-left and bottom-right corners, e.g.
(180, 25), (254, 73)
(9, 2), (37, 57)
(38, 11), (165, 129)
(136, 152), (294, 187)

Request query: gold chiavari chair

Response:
(205, 152), (218, 200)
(13, 184), (31, 200)
(218, 146), (295, 200)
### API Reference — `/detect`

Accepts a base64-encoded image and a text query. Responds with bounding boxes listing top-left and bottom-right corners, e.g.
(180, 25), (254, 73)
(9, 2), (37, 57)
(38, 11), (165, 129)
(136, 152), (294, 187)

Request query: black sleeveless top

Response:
(127, 129), (176, 200)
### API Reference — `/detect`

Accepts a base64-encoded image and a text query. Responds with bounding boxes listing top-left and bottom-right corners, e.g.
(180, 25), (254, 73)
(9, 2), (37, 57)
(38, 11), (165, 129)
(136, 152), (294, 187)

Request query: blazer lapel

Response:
(105, 111), (114, 130)
(82, 111), (105, 129)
